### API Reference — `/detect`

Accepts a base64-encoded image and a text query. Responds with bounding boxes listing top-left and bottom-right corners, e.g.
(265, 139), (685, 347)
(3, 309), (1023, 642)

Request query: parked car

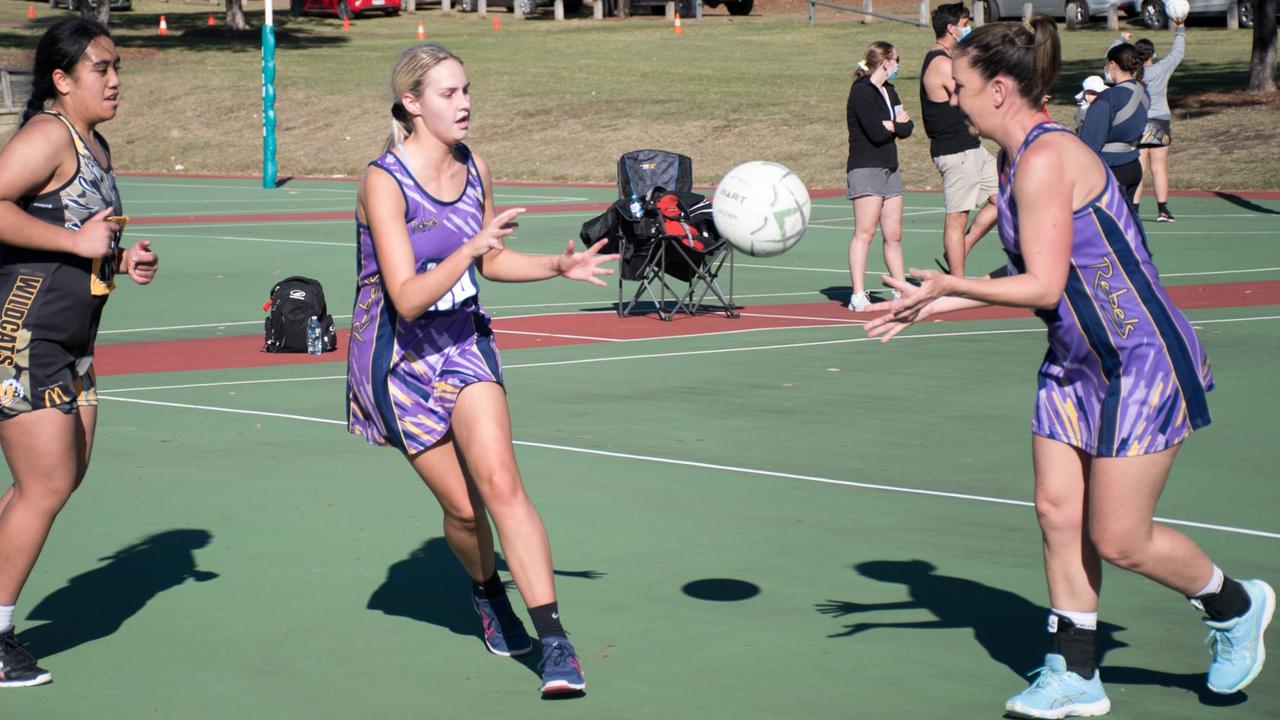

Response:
(1132, 0), (1254, 28)
(49, 0), (133, 11)
(976, 0), (1112, 28)
(292, 0), (402, 19)
(456, 0), (581, 14)
(626, 0), (753, 15)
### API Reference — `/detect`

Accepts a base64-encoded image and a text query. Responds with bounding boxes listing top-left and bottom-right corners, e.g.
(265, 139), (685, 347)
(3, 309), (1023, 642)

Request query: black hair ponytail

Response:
(21, 16), (111, 127)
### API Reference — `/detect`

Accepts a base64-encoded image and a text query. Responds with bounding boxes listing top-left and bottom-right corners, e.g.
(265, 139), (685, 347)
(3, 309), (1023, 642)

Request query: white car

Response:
(976, 0), (1114, 29)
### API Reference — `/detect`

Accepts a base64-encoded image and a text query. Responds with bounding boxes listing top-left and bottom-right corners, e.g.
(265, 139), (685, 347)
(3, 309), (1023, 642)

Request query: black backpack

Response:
(263, 276), (337, 353)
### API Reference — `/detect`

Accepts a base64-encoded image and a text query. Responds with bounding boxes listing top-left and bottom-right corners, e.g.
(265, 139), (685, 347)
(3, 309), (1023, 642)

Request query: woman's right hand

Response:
(465, 206), (526, 259)
(71, 208), (118, 259)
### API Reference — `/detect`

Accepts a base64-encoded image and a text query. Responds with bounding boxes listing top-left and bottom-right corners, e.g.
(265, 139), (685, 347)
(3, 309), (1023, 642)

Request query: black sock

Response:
(472, 572), (506, 599)
(1050, 614), (1097, 679)
(1157, 202), (1170, 214)
(528, 602), (566, 640)
(1195, 576), (1251, 621)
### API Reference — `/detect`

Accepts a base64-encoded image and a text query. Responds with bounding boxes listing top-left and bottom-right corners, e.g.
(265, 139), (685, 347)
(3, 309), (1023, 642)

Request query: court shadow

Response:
(682, 578), (761, 602)
(366, 536), (604, 657)
(819, 286), (895, 308)
(818, 559), (1237, 704)
(17, 528), (218, 659)
(1213, 191), (1280, 215)
(816, 559), (1125, 678)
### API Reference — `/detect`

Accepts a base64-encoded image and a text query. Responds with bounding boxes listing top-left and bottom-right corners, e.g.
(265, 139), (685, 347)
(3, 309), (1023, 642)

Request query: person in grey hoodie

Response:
(1111, 18), (1186, 221)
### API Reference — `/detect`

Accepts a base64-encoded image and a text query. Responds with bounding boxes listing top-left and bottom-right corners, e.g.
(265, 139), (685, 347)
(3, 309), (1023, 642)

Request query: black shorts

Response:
(0, 263), (104, 418)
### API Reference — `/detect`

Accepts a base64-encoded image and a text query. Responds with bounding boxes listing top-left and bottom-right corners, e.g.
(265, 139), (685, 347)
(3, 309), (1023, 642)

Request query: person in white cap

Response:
(1073, 75), (1106, 133)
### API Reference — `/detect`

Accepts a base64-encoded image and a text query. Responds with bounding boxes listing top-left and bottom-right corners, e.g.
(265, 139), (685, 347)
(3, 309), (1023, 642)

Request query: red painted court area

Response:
(94, 279), (1280, 377)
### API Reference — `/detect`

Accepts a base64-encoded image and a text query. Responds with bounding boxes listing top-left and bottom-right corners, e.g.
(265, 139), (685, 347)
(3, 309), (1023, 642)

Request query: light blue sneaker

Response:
(1205, 578), (1275, 694)
(1004, 653), (1111, 719)
(472, 592), (533, 657)
(538, 636), (586, 695)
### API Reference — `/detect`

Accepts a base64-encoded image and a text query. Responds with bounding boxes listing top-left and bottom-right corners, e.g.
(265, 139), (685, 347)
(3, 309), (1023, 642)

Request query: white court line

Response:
(106, 375), (347, 393)
(96, 317), (1279, 389)
(93, 394), (1280, 541)
(1163, 267), (1280, 277)
(96, 280), (1278, 335)
(117, 180), (590, 203)
(127, 232), (351, 247)
(496, 329), (621, 342)
(805, 221), (1280, 236)
(739, 312), (863, 324)
(116, 181), (356, 193)
(124, 198), (347, 206)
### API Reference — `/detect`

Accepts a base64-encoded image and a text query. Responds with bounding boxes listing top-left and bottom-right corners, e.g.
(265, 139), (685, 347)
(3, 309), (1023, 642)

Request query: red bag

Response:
(654, 193), (707, 251)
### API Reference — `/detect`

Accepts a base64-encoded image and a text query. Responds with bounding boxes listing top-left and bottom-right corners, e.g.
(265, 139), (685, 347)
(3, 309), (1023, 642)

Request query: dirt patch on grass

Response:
(1175, 89), (1280, 110)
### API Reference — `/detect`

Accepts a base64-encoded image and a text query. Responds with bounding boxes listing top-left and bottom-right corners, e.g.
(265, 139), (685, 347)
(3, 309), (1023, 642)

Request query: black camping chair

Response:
(579, 149), (737, 321)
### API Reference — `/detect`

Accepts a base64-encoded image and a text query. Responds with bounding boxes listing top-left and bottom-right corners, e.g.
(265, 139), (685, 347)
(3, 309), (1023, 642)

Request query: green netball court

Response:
(3, 176), (1278, 719)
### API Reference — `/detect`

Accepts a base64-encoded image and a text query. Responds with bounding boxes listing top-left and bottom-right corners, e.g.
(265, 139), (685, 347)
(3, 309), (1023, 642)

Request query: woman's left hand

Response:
(125, 240), (159, 284)
(555, 239), (620, 287)
(865, 272), (942, 342)
(884, 267), (952, 321)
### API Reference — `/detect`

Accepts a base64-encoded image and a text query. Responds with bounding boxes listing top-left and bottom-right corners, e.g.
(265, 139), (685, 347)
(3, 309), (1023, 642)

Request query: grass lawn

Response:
(1, 1), (1277, 190)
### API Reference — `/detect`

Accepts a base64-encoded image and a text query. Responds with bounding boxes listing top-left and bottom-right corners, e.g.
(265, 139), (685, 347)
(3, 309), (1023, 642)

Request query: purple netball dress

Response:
(995, 122), (1213, 457)
(346, 144), (503, 455)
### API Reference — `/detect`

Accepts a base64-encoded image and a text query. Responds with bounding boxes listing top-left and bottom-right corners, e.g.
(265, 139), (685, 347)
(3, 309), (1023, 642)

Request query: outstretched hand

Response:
(863, 268), (950, 343)
(467, 207), (525, 258)
(556, 238), (620, 287)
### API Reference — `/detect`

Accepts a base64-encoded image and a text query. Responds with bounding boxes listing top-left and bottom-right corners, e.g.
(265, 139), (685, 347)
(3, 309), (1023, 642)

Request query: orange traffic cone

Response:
(207, 14), (216, 26)
(26, 5), (35, 20)
(492, 16), (501, 30)
(158, 15), (170, 36)
(674, 11), (683, 33)
(342, 16), (351, 30)
(416, 20), (425, 40)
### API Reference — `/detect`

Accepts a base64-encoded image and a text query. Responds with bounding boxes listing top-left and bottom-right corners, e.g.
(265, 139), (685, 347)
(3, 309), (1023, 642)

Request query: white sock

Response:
(1193, 565), (1225, 598)
(0, 604), (14, 633)
(1049, 608), (1098, 631)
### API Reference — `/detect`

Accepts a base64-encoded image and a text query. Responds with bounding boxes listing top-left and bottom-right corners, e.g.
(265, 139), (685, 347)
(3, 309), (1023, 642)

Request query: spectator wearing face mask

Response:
(1073, 75), (1106, 133)
(1109, 20), (1187, 222)
(844, 40), (914, 312)
(1080, 43), (1149, 218)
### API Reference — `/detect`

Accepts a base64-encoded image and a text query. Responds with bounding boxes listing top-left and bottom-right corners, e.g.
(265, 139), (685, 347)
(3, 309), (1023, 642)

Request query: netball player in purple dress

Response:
(866, 17), (1272, 719)
(346, 44), (616, 696)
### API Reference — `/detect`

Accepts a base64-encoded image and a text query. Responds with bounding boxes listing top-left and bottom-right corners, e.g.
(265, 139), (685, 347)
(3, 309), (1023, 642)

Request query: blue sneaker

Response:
(538, 636), (586, 695)
(1205, 578), (1275, 694)
(472, 592), (533, 657)
(1004, 653), (1111, 719)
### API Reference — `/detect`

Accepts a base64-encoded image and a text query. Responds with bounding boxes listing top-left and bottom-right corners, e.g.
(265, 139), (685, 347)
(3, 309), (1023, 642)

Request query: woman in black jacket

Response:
(845, 41), (914, 312)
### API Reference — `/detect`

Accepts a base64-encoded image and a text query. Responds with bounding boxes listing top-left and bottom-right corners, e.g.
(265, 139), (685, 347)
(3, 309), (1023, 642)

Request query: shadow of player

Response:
(18, 528), (218, 659)
(816, 559), (1243, 705)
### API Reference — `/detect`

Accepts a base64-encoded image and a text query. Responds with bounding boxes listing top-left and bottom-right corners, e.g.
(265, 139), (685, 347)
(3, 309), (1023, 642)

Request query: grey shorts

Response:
(932, 146), (998, 213)
(1139, 118), (1172, 148)
(845, 167), (904, 200)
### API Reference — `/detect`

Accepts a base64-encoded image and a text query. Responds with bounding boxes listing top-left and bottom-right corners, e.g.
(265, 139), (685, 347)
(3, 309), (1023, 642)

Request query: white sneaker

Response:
(847, 291), (871, 312)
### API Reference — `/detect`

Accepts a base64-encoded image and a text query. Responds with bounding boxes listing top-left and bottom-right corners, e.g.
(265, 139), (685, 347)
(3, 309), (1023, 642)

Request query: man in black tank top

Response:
(921, 3), (999, 279)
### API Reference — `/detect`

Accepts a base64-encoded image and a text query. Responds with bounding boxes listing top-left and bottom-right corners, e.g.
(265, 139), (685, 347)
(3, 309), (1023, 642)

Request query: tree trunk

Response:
(82, 0), (110, 26)
(1247, 0), (1277, 92)
(226, 0), (249, 30)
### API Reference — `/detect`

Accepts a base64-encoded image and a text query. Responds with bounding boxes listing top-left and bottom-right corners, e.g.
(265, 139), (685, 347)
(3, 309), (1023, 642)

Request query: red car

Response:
(292, 0), (402, 19)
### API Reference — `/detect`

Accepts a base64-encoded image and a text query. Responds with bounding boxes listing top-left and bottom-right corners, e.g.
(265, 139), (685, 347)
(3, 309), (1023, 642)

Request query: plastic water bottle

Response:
(628, 192), (643, 219)
(306, 315), (323, 355)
